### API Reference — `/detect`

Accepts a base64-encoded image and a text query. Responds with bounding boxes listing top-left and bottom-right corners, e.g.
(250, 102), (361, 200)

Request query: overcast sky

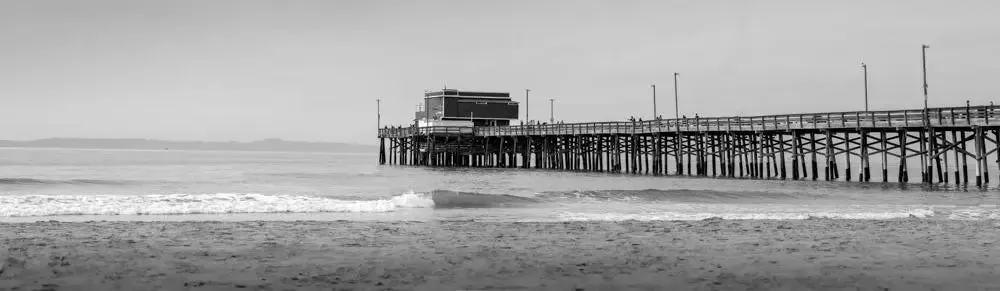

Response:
(2, 0), (998, 144)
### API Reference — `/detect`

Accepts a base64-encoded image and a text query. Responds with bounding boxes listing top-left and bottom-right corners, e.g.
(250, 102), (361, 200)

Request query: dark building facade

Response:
(414, 89), (519, 126)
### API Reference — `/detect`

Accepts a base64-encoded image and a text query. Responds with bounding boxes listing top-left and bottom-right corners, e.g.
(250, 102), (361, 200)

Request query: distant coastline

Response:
(0, 138), (374, 153)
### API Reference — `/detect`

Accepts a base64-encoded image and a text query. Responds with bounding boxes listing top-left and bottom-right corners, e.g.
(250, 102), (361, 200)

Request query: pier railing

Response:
(379, 126), (472, 138)
(378, 105), (1000, 138)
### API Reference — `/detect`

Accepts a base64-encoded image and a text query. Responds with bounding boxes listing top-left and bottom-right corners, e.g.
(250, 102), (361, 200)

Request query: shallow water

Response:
(1, 147), (999, 222)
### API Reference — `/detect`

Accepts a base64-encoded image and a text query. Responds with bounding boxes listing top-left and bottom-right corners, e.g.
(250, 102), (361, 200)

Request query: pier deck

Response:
(378, 105), (1000, 186)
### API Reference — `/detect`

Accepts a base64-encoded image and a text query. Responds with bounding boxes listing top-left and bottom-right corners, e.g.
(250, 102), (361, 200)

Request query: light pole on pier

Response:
(376, 99), (381, 130)
(525, 89), (531, 123)
(549, 98), (555, 123)
(861, 62), (869, 111)
(922, 45), (930, 119)
(673, 73), (680, 119)
(651, 84), (657, 119)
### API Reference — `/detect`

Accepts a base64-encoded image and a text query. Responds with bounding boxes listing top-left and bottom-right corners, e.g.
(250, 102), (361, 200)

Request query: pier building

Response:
(413, 89), (519, 127)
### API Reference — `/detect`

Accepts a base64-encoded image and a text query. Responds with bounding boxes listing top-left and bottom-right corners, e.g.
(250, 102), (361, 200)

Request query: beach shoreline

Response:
(2, 218), (998, 291)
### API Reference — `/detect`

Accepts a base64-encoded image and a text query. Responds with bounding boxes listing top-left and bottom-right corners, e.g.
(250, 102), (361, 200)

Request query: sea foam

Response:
(945, 205), (1000, 220)
(0, 192), (434, 217)
(557, 208), (938, 221)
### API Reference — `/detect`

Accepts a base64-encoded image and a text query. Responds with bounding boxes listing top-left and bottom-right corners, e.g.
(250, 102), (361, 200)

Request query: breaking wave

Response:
(536, 189), (813, 202)
(429, 190), (539, 208)
(0, 190), (539, 217)
(0, 178), (133, 186)
(0, 192), (434, 217)
(943, 205), (1000, 220)
(557, 208), (938, 221)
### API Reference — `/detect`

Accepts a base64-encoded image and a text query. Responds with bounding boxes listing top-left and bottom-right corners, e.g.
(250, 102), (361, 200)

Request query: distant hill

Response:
(0, 138), (375, 153)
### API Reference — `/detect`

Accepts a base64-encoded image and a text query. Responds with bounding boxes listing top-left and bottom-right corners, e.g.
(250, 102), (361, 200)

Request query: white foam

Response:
(557, 208), (938, 221)
(946, 205), (1000, 220)
(0, 192), (434, 217)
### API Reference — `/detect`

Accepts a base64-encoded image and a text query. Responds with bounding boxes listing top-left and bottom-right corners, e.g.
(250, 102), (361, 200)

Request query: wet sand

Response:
(2, 219), (999, 291)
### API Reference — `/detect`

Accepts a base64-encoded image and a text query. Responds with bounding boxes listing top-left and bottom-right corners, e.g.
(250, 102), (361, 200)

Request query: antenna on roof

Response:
(443, 81), (448, 90)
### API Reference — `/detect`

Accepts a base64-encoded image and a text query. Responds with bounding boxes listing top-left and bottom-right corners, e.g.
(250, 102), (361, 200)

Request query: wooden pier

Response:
(378, 105), (1000, 186)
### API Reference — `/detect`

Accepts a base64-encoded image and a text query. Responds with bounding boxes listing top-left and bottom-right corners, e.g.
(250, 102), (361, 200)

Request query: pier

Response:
(378, 104), (1000, 186)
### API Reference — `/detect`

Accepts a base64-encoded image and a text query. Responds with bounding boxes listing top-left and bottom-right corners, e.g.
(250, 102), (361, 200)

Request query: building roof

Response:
(424, 89), (510, 98)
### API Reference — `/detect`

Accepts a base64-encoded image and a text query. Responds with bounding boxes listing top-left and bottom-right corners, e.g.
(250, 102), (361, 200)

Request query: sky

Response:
(2, 0), (999, 145)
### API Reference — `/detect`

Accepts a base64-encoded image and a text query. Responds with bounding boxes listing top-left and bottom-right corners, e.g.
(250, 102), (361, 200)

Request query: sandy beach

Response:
(1, 218), (999, 291)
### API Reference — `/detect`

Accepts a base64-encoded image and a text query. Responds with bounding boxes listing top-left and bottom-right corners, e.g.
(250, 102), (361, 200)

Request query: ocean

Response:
(1, 147), (998, 223)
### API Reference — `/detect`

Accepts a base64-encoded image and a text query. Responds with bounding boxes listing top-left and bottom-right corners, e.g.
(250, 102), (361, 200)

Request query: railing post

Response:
(983, 107), (990, 124)
(966, 103), (971, 125)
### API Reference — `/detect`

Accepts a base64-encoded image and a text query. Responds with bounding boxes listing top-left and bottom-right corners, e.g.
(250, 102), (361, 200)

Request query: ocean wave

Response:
(0, 192), (435, 217)
(429, 190), (538, 208)
(557, 208), (938, 221)
(944, 205), (1000, 220)
(0, 178), (132, 186)
(536, 189), (809, 202)
(0, 190), (539, 217)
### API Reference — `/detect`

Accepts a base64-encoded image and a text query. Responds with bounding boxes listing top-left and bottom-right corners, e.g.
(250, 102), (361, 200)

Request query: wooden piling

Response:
(791, 133), (800, 180)
(932, 129), (942, 183)
(825, 133), (833, 181)
(900, 131), (909, 183)
(984, 130), (992, 185)
(940, 132), (949, 183)
(860, 132), (870, 182)
(995, 129), (1000, 184)
(844, 132), (852, 182)
(975, 127), (984, 186)
(919, 130), (928, 183)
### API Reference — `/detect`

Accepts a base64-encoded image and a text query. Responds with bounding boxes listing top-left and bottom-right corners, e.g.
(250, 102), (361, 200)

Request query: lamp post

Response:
(861, 62), (869, 111)
(651, 84), (657, 119)
(549, 98), (555, 123)
(376, 99), (381, 130)
(525, 89), (531, 123)
(922, 44), (930, 122)
(673, 73), (680, 119)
